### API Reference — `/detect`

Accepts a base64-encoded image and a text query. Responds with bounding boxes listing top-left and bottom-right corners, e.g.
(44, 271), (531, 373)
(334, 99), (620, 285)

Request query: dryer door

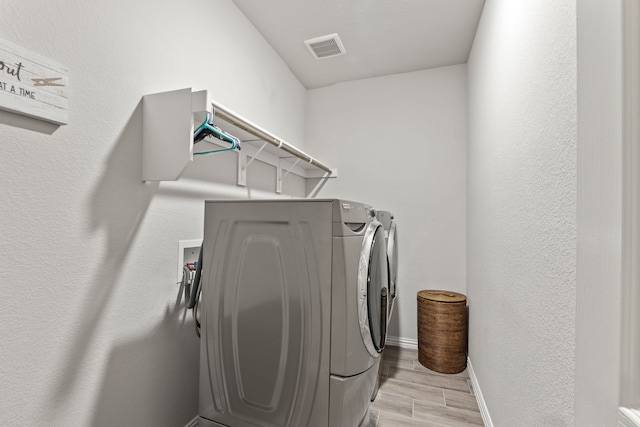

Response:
(387, 220), (398, 316)
(357, 221), (389, 357)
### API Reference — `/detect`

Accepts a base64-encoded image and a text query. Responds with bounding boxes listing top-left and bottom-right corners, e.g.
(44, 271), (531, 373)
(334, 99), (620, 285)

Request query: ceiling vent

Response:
(304, 33), (346, 60)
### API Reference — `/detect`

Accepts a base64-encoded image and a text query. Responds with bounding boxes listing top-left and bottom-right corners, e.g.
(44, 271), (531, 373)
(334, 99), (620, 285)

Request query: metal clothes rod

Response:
(211, 100), (333, 174)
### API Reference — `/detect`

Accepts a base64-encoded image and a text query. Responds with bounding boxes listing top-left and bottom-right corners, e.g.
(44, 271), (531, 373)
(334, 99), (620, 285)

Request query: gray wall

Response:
(467, 0), (578, 425)
(305, 65), (468, 343)
(575, 0), (624, 425)
(0, 1), (307, 425)
(0, 0), (628, 425)
(468, 0), (626, 425)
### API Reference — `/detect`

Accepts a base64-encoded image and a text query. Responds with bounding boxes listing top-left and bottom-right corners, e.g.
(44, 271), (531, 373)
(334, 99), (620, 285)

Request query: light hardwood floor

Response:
(370, 346), (484, 427)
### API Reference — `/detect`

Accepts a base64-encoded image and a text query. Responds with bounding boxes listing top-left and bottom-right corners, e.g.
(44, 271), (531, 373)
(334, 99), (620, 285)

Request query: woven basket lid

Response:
(418, 290), (466, 303)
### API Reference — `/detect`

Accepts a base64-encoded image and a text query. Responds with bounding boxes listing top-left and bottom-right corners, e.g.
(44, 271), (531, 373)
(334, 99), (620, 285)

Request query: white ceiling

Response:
(232, 0), (485, 89)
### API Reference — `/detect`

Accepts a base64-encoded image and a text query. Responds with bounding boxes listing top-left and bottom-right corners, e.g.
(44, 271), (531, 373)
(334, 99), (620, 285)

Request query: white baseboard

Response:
(619, 407), (640, 427)
(468, 357), (494, 427)
(184, 415), (198, 427)
(386, 335), (417, 349)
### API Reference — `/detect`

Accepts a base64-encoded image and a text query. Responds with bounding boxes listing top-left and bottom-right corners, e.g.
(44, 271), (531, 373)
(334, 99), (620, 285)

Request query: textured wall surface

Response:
(305, 65), (468, 342)
(0, 1), (306, 425)
(1, 1), (627, 425)
(467, 1), (578, 425)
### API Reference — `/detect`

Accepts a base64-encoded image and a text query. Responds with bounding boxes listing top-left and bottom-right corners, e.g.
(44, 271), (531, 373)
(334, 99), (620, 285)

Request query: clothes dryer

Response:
(369, 209), (398, 402)
(376, 210), (398, 317)
(198, 199), (389, 427)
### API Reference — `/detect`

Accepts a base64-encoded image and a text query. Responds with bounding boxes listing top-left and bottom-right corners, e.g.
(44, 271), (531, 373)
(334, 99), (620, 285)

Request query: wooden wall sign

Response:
(0, 39), (69, 125)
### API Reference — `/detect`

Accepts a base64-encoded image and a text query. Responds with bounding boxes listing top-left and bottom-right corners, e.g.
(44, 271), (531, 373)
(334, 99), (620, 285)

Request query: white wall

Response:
(575, 0), (624, 425)
(621, 0), (640, 411)
(0, 1), (306, 425)
(467, 1), (578, 425)
(469, 0), (628, 425)
(305, 65), (468, 342)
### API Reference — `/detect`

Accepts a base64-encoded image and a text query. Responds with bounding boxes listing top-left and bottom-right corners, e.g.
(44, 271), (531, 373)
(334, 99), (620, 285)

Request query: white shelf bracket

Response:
(237, 141), (269, 187)
(276, 162), (283, 194)
(237, 149), (247, 187)
(306, 168), (339, 198)
(277, 157), (302, 194)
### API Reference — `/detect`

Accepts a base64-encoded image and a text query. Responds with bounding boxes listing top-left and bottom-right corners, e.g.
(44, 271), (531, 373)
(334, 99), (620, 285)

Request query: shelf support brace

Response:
(237, 150), (247, 187)
(276, 157), (301, 194)
(237, 141), (269, 187)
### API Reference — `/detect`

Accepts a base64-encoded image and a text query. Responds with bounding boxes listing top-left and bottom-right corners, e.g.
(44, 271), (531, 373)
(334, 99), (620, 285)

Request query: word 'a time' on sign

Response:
(0, 39), (69, 125)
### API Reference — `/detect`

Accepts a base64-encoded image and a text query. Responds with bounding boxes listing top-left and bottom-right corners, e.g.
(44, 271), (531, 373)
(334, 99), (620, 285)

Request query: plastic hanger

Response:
(193, 112), (241, 155)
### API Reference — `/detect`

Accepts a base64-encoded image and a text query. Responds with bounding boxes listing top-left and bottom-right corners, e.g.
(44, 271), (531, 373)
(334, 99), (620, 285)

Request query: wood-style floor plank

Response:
(370, 345), (484, 427)
(378, 378), (445, 405)
(370, 392), (413, 418)
(444, 389), (482, 413)
(386, 366), (471, 393)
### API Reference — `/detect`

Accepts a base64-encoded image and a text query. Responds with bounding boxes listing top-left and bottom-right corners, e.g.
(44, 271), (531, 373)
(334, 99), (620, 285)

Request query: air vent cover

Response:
(304, 33), (346, 60)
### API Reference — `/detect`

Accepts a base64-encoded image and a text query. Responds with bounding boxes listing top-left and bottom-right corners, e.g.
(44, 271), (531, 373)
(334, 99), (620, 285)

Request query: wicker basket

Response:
(417, 290), (467, 374)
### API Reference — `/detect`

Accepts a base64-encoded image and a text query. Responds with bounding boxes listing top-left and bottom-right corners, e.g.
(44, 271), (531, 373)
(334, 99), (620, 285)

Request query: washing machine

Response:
(197, 199), (389, 427)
